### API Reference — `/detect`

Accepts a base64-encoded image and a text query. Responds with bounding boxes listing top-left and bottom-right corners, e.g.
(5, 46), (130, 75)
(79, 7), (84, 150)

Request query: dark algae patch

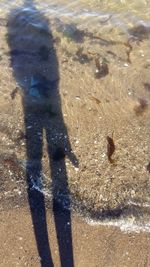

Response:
(124, 40), (133, 64)
(144, 83), (150, 92)
(146, 162), (150, 173)
(134, 98), (148, 116)
(90, 96), (101, 105)
(106, 134), (116, 164)
(57, 22), (85, 43)
(10, 86), (19, 100)
(74, 47), (92, 64)
(128, 24), (150, 41)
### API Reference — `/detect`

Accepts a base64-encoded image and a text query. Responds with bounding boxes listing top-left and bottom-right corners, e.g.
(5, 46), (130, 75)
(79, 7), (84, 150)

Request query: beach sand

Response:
(0, 205), (150, 267)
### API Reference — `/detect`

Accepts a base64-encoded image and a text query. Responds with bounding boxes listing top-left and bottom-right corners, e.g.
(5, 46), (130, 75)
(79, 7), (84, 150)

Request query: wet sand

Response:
(0, 205), (150, 267)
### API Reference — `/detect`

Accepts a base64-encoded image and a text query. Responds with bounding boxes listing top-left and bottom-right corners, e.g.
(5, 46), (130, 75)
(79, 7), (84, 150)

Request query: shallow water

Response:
(0, 0), (150, 234)
(0, 0), (150, 31)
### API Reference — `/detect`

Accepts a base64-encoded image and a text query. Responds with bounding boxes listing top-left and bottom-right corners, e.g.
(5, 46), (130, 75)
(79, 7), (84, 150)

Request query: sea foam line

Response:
(85, 216), (150, 233)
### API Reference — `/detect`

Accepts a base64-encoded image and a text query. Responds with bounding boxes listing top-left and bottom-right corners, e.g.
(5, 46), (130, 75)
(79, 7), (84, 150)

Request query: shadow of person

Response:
(7, 1), (78, 266)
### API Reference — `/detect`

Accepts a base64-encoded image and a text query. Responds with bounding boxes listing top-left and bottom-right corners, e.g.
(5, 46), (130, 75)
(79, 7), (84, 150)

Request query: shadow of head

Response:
(7, 0), (59, 101)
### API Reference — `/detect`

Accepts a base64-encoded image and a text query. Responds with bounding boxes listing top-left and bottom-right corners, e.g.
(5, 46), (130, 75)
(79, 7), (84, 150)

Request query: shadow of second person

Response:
(7, 1), (78, 266)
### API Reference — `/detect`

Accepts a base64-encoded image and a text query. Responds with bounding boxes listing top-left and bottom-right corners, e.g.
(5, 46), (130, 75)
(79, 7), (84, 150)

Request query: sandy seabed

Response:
(0, 2), (150, 266)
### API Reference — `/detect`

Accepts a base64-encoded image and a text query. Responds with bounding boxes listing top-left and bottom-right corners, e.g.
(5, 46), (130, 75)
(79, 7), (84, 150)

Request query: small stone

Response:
(131, 190), (135, 197)
(101, 153), (106, 158)
(18, 191), (22, 196)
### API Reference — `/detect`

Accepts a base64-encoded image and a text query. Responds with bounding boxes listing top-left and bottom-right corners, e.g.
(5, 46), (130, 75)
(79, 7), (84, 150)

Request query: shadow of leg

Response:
(25, 113), (54, 267)
(53, 202), (74, 267)
(50, 156), (74, 267)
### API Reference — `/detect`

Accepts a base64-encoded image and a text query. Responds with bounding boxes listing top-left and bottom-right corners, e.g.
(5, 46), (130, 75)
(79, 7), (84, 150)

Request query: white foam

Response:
(127, 200), (150, 208)
(86, 217), (150, 233)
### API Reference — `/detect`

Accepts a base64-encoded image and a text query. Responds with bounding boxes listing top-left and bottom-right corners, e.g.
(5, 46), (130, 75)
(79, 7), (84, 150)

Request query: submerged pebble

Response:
(94, 57), (109, 79)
